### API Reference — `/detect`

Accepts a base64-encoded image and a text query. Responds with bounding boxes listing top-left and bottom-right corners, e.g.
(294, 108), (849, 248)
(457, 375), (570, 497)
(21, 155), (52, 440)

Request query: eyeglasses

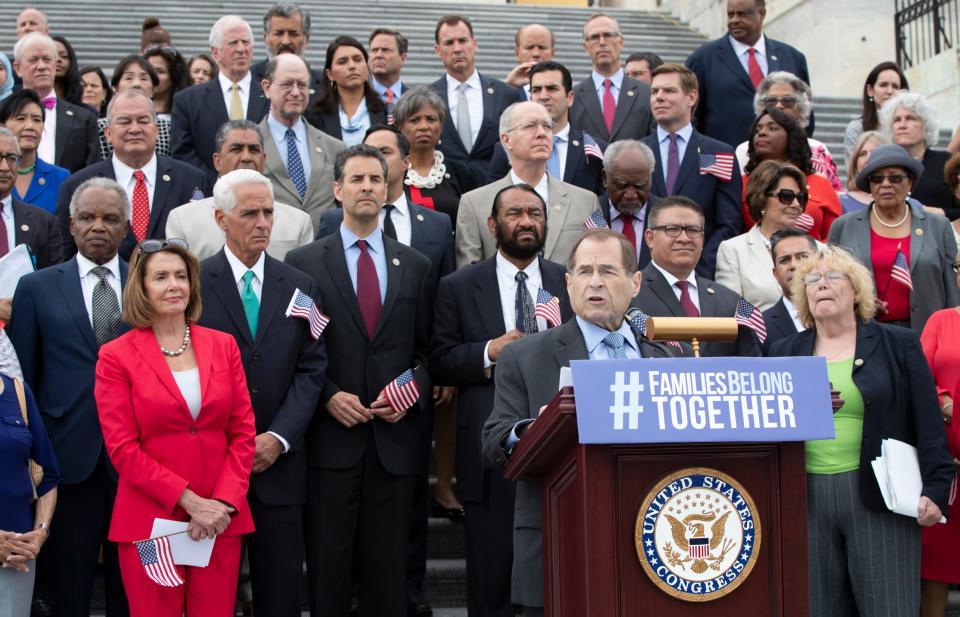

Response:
(868, 174), (908, 185)
(0, 153), (22, 169)
(762, 96), (800, 109)
(139, 238), (189, 255)
(650, 224), (705, 238)
(766, 189), (809, 207)
(506, 120), (553, 133)
(803, 271), (847, 285)
(584, 31), (621, 43)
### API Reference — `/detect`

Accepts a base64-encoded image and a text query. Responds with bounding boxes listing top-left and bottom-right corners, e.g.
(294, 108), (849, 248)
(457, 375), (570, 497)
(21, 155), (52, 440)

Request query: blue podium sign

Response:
(571, 357), (835, 444)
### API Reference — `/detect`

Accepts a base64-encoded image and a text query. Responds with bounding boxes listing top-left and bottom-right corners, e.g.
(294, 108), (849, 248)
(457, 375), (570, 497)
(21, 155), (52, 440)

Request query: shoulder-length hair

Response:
(52, 35), (83, 106)
(142, 45), (191, 99)
(79, 66), (112, 117)
(745, 106), (813, 175)
(744, 159), (808, 222)
(313, 36), (385, 116)
(846, 130), (890, 192)
(860, 61), (908, 132)
(790, 245), (877, 328)
(124, 243), (202, 328)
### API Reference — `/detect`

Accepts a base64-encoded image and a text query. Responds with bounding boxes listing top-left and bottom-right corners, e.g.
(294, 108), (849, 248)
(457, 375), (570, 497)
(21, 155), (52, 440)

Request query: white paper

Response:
(871, 439), (946, 524)
(871, 457), (892, 509)
(150, 518), (215, 567)
(0, 244), (35, 298)
(558, 367), (572, 389)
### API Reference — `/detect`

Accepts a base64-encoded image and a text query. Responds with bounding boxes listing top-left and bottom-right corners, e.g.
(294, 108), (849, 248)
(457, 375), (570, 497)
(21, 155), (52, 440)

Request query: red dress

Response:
(920, 308), (960, 583)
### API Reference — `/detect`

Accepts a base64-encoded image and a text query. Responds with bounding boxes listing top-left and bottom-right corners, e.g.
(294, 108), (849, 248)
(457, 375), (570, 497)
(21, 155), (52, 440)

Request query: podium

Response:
(504, 387), (810, 616)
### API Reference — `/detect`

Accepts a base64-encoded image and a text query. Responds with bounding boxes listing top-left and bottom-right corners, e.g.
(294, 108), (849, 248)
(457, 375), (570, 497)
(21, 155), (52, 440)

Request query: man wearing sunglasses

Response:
(633, 195), (762, 357)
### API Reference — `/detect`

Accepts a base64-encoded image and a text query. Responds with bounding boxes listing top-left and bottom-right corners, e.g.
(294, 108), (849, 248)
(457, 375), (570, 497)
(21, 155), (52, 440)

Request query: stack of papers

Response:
(0, 245), (35, 298)
(871, 438), (946, 523)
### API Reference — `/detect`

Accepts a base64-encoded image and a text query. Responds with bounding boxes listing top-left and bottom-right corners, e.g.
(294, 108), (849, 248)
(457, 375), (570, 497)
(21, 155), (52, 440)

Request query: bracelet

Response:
(35, 522), (49, 535)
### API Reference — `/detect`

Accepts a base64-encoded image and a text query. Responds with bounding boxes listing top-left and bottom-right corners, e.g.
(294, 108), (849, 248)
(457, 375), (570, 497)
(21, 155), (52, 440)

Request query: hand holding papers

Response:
(149, 518), (215, 567)
(871, 439), (946, 525)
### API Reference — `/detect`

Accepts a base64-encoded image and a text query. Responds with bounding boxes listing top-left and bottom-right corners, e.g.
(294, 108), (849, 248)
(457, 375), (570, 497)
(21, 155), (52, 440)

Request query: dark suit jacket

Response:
(760, 297), (798, 355)
(171, 78), (270, 181)
(430, 255), (572, 504)
(686, 34), (811, 147)
(429, 73), (523, 186)
(251, 58), (324, 105)
(569, 74), (652, 143)
(305, 105), (389, 143)
(632, 262), (762, 357)
(198, 250), (327, 505)
(12, 197), (62, 268)
(486, 125), (607, 194)
(480, 318), (675, 607)
(6, 256), (128, 484)
(55, 156), (212, 261)
(642, 128), (743, 278)
(769, 320), (953, 513)
(599, 193), (657, 269)
(53, 99), (99, 173)
(284, 232), (432, 475)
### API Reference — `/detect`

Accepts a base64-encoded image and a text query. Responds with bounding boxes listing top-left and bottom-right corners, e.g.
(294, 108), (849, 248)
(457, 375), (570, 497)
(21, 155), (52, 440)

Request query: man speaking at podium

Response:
(481, 227), (676, 616)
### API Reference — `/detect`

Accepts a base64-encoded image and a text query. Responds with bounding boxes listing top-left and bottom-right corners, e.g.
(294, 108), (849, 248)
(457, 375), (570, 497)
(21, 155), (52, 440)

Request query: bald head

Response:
(16, 8), (48, 38)
(263, 53), (311, 125)
(515, 24), (554, 64)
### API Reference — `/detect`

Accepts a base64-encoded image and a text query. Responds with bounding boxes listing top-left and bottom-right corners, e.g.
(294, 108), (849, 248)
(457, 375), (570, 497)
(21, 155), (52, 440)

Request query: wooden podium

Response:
(504, 387), (809, 616)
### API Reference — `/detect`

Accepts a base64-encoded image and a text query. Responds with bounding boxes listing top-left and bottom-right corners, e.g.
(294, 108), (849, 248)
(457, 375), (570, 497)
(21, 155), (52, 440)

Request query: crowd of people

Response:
(0, 1), (958, 616)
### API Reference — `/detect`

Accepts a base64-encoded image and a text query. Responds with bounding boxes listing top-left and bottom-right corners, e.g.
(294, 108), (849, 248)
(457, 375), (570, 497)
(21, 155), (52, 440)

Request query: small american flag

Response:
(795, 213), (815, 233)
(582, 133), (603, 160)
(534, 288), (562, 327)
(698, 152), (734, 181)
(626, 310), (681, 349)
(584, 210), (609, 229)
(190, 187), (204, 201)
(384, 368), (420, 414)
(688, 537), (710, 559)
(735, 298), (767, 344)
(891, 244), (913, 291)
(285, 288), (330, 340)
(135, 537), (183, 588)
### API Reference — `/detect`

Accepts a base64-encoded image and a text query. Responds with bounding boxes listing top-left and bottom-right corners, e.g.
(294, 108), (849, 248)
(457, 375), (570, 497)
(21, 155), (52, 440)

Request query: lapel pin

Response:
(627, 90), (635, 97)
(553, 204), (562, 211)
(162, 174), (171, 182)
(444, 173), (450, 179)
(38, 177), (46, 186)
(20, 224), (29, 231)
(315, 146), (322, 153)
(916, 228), (924, 236)
(66, 110), (74, 116)
(706, 287), (716, 294)
(487, 86), (494, 94)
(854, 358), (864, 367)
(416, 214), (424, 221)
(771, 54), (779, 61)
(572, 139), (580, 147)
(392, 257), (400, 266)
(309, 89), (315, 95)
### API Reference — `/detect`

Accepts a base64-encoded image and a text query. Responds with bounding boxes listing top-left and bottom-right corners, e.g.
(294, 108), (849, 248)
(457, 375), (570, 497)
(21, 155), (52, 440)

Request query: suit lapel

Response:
(132, 328), (192, 417)
(852, 322), (880, 378)
(303, 124), (330, 199)
(209, 251), (255, 346)
(325, 234), (368, 336)
(374, 238), (404, 339)
(148, 159), (173, 238)
(577, 81), (607, 140)
(543, 176), (571, 260)
(610, 79), (639, 139)
(564, 128), (585, 183)
(649, 135), (667, 195)
(203, 80), (230, 128)
(254, 257), (285, 345)
(475, 258), (506, 337)
(909, 208), (926, 273)
(849, 210), (875, 275)
(766, 40), (783, 73)
(247, 81), (269, 121)
(12, 200), (34, 247)
(553, 320), (589, 368)
(434, 76), (468, 156)
(408, 203), (425, 251)
(56, 258), (98, 352)
(644, 266), (685, 316)
(716, 37), (755, 92)
(674, 131), (701, 191)
(261, 119), (302, 202)
(696, 275), (720, 317)
(54, 104), (75, 167)
(473, 74), (497, 156)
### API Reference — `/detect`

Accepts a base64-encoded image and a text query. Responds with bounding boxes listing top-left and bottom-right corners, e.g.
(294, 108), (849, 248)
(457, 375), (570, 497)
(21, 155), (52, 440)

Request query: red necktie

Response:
(131, 170), (149, 241)
(602, 78), (616, 134)
(619, 214), (636, 255)
(385, 88), (395, 125)
(747, 48), (764, 89)
(356, 239), (382, 339)
(675, 281), (700, 317)
(0, 202), (8, 257)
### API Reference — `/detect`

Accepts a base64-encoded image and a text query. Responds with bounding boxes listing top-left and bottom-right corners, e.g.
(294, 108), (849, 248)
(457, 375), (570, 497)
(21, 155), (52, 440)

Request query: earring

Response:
(868, 96), (874, 103)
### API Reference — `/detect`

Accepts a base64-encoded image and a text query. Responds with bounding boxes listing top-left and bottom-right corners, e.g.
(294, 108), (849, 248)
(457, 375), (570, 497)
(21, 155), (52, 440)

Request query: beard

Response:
(495, 219), (546, 261)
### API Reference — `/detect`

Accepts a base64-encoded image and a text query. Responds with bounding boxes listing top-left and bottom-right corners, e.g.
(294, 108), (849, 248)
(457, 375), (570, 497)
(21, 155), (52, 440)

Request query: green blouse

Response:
(805, 358), (865, 474)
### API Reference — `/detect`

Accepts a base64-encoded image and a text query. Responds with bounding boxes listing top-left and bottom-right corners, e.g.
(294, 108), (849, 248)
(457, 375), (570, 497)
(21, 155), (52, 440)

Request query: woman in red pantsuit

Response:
(95, 239), (255, 617)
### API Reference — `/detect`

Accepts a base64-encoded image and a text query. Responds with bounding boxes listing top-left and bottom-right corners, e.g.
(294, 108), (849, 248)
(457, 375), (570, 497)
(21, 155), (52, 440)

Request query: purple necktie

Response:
(356, 239), (382, 339)
(665, 133), (680, 195)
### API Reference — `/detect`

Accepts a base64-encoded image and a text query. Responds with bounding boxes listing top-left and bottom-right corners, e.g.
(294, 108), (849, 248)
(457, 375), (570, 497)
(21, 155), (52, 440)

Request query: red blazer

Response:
(95, 325), (256, 543)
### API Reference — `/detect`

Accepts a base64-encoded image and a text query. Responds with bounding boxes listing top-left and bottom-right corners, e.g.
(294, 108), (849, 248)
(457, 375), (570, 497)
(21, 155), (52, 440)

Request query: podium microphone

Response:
(624, 307), (647, 341)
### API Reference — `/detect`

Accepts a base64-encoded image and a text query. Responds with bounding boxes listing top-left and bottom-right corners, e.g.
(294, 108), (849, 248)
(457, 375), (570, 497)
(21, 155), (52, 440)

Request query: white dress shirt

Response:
(483, 251), (546, 367)
(608, 202), (647, 253)
(218, 71), (252, 119)
(591, 68), (625, 104)
(113, 153), (158, 212)
(656, 123), (694, 185)
(446, 71), (483, 146)
(651, 260), (701, 314)
(0, 195), (15, 256)
(783, 296), (806, 332)
(553, 124), (570, 180)
(729, 33), (769, 78)
(76, 252), (122, 327)
(509, 169), (549, 204)
(38, 95), (57, 164)
(380, 192), (412, 247)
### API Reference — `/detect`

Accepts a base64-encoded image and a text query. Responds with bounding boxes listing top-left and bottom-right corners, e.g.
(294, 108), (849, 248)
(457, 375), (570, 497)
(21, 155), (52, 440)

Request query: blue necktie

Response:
(603, 331), (628, 359)
(546, 135), (562, 180)
(285, 128), (307, 199)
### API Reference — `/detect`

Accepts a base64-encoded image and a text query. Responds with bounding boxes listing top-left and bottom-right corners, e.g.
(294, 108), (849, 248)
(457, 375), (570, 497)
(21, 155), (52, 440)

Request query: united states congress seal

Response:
(634, 467), (761, 602)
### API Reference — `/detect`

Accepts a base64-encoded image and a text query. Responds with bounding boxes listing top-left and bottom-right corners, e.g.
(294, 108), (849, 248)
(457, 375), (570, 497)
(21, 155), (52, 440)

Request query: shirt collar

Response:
(576, 315), (638, 355)
(495, 250), (541, 282)
(591, 68), (624, 92)
(340, 222), (385, 255)
(266, 115), (306, 145)
(509, 169), (548, 194)
(651, 260), (697, 289)
(782, 295), (798, 316)
(609, 202), (647, 222)
(76, 252), (121, 280)
(372, 78), (403, 96)
(554, 123), (570, 142)
(218, 70), (252, 95)
(656, 123), (693, 143)
(0, 194), (11, 217)
(729, 33), (767, 59)
(447, 71), (481, 95)
(112, 153), (158, 188)
(388, 192), (409, 217)
(223, 244), (265, 285)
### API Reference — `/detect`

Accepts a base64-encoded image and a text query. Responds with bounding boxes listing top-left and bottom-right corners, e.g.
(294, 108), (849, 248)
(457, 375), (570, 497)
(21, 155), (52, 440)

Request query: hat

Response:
(855, 144), (924, 192)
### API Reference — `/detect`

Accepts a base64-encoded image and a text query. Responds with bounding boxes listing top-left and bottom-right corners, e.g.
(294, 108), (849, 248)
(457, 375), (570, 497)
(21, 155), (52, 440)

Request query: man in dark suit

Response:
(198, 169), (327, 617)
(641, 63), (743, 278)
(762, 227), (816, 354)
(249, 3), (323, 105)
(481, 228), (677, 616)
(569, 13), (652, 144)
(0, 129), (61, 267)
(686, 0), (811, 148)
(429, 15), (522, 186)
(432, 183), (572, 617)
(7, 178), (130, 617)
(56, 90), (211, 261)
(284, 145), (432, 617)
(13, 32), (97, 172)
(369, 28), (409, 115)
(597, 139), (659, 270)
(634, 196), (762, 357)
(172, 15), (270, 182)
(488, 61), (606, 194)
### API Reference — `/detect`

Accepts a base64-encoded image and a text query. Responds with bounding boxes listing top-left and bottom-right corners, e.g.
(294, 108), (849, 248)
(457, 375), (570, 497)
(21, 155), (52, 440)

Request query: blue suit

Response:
(13, 157), (69, 215)
(486, 126), (607, 194)
(686, 34), (811, 147)
(642, 128), (743, 278)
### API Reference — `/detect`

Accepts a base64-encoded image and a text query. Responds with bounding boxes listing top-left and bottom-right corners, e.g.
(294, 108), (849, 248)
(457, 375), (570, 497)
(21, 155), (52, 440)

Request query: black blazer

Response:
(913, 148), (956, 218)
(429, 255), (572, 503)
(769, 320), (953, 513)
(761, 297), (798, 355)
(12, 197), (62, 268)
(198, 250), (327, 505)
(284, 232), (432, 475)
(632, 262), (762, 357)
(429, 73), (523, 187)
(305, 105), (388, 143)
(171, 78), (270, 182)
(250, 58), (324, 105)
(54, 100), (99, 173)
(641, 128), (743, 278)
(569, 74), (652, 143)
(55, 156), (212, 261)
(686, 34), (811, 147)
(486, 125), (607, 194)
(599, 193), (658, 269)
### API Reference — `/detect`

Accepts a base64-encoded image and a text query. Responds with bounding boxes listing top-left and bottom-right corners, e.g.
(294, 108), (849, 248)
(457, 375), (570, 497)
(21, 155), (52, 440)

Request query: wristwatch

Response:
(35, 522), (50, 535)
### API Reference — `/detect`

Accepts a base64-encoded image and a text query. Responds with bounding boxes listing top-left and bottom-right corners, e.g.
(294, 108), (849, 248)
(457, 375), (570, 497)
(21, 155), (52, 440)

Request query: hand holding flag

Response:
(382, 368), (421, 416)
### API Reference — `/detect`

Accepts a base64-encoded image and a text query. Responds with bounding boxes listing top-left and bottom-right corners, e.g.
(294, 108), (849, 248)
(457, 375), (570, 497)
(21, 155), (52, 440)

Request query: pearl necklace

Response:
(160, 324), (191, 357)
(405, 150), (446, 189)
(871, 205), (910, 228)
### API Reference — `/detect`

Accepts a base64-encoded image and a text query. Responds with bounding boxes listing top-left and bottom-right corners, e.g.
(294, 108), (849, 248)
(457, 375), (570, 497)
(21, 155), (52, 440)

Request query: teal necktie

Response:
(241, 270), (259, 337)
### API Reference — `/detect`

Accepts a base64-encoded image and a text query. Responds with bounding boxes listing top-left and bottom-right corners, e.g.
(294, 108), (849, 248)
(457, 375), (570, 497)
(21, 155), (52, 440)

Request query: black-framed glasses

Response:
(0, 153), (22, 169)
(649, 224), (705, 238)
(868, 174), (908, 185)
(767, 189), (809, 207)
(138, 238), (189, 255)
(762, 96), (800, 109)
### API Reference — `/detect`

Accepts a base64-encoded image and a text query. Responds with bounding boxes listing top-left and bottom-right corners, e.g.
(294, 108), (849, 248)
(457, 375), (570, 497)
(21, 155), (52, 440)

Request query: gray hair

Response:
(214, 120), (263, 153)
(263, 3), (311, 39)
(393, 86), (447, 127)
(213, 169), (274, 213)
(754, 71), (813, 129)
(498, 102), (525, 136)
(879, 90), (940, 148)
(106, 89), (157, 126)
(69, 177), (131, 221)
(13, 32), (55, 63)
(0, 128), (21, 156)
(603, 139), (656, 174)
(209, 15), (253, 49)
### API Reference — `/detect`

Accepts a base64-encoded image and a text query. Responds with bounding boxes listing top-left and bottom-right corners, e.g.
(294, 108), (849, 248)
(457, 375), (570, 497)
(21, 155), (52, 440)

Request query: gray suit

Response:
(259, 117), (347, 230)
(455, 174), (600, 268)
(481, 319), (674, 608)
(827, 205), (959, 333)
